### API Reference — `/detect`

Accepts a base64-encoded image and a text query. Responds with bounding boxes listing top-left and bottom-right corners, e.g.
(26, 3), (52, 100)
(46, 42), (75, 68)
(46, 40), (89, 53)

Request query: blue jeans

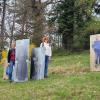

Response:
(9, 61), (15, 80)
(95, 53), (100, 64)
(44, 55), (49, 77)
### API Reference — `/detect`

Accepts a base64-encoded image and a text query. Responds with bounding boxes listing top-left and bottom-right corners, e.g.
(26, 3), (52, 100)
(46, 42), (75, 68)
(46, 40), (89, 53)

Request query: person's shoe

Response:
(44, 76), (48, 78)
(9, 80), (13, 83)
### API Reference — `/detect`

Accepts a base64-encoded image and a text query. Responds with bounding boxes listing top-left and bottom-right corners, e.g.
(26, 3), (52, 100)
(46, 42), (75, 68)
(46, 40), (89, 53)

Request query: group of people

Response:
(1, 34), (52, 82)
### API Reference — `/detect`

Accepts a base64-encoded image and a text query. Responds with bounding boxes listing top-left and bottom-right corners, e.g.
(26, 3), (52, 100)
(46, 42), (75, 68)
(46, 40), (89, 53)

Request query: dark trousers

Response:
(95, 53), (100, 64)
(44, 55), (49, 77)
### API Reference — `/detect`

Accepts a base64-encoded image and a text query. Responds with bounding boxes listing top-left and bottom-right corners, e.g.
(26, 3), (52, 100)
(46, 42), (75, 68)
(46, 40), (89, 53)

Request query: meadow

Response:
(0, 51), (100, 100)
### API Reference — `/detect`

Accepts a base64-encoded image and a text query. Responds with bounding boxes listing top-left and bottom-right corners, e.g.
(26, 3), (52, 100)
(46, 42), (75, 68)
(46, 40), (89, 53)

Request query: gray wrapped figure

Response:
(30, 47), (45, 80)
(13, 39), (29, 82)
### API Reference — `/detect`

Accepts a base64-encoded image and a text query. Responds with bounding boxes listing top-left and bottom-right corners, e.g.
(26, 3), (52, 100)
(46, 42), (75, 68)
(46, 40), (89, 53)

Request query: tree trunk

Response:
(1, 0), (6, 49)
(31, 0), (45, 46)
(62, 28), (74, 51)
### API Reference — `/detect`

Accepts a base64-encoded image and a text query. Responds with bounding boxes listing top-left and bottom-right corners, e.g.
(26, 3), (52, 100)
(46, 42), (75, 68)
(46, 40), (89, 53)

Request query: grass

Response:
(0, 51), (100, 100)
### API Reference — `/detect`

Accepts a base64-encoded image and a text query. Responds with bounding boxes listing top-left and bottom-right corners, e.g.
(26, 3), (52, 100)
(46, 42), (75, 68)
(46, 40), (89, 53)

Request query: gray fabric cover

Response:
(13, 39), (29, 82)
(30, 47), (45, 80)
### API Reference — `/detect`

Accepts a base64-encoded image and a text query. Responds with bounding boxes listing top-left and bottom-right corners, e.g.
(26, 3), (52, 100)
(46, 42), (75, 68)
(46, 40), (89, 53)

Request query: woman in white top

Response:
(40, 35), (52, 78)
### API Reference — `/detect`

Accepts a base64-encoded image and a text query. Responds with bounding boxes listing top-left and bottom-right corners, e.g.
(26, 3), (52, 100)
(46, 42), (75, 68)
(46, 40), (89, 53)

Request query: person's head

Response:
(11, 40), (16, 49)
(42, 36), (45, 42)
(42, 34), (49, 43)
(42, 36), (49, 43)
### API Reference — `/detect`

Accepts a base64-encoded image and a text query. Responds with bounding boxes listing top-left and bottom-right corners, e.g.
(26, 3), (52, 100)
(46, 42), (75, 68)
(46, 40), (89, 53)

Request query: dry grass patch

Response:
(49, 66), (89, 75)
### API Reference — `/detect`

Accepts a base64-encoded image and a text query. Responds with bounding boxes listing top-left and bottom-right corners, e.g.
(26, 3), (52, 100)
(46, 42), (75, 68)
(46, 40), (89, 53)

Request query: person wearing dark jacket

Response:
(7, 41), (16, 82)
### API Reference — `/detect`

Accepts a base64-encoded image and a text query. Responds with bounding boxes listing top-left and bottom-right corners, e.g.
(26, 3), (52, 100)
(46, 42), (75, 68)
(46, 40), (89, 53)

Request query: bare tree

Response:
(0, 0), (7, 49)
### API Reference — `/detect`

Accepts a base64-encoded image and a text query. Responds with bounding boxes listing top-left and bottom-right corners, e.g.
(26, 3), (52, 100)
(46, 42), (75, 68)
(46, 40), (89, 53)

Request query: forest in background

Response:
(0, 0), (100, 51)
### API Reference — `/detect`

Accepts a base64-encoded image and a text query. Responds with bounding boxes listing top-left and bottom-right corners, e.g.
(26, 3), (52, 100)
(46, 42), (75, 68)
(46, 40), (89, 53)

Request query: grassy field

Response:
(0, 51), (100, 100)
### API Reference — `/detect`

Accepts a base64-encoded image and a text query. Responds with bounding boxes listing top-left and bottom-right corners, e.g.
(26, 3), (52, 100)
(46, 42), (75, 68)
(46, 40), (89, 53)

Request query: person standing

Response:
(92, 37), (100, 66)
(7, 41), (16, 82)
(1, 48), (8, 80)
(40, 35), (52, 78)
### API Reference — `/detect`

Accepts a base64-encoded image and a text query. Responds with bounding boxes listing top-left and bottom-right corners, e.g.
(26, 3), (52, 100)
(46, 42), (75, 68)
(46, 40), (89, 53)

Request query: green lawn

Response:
(0, 51), (100, 100)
